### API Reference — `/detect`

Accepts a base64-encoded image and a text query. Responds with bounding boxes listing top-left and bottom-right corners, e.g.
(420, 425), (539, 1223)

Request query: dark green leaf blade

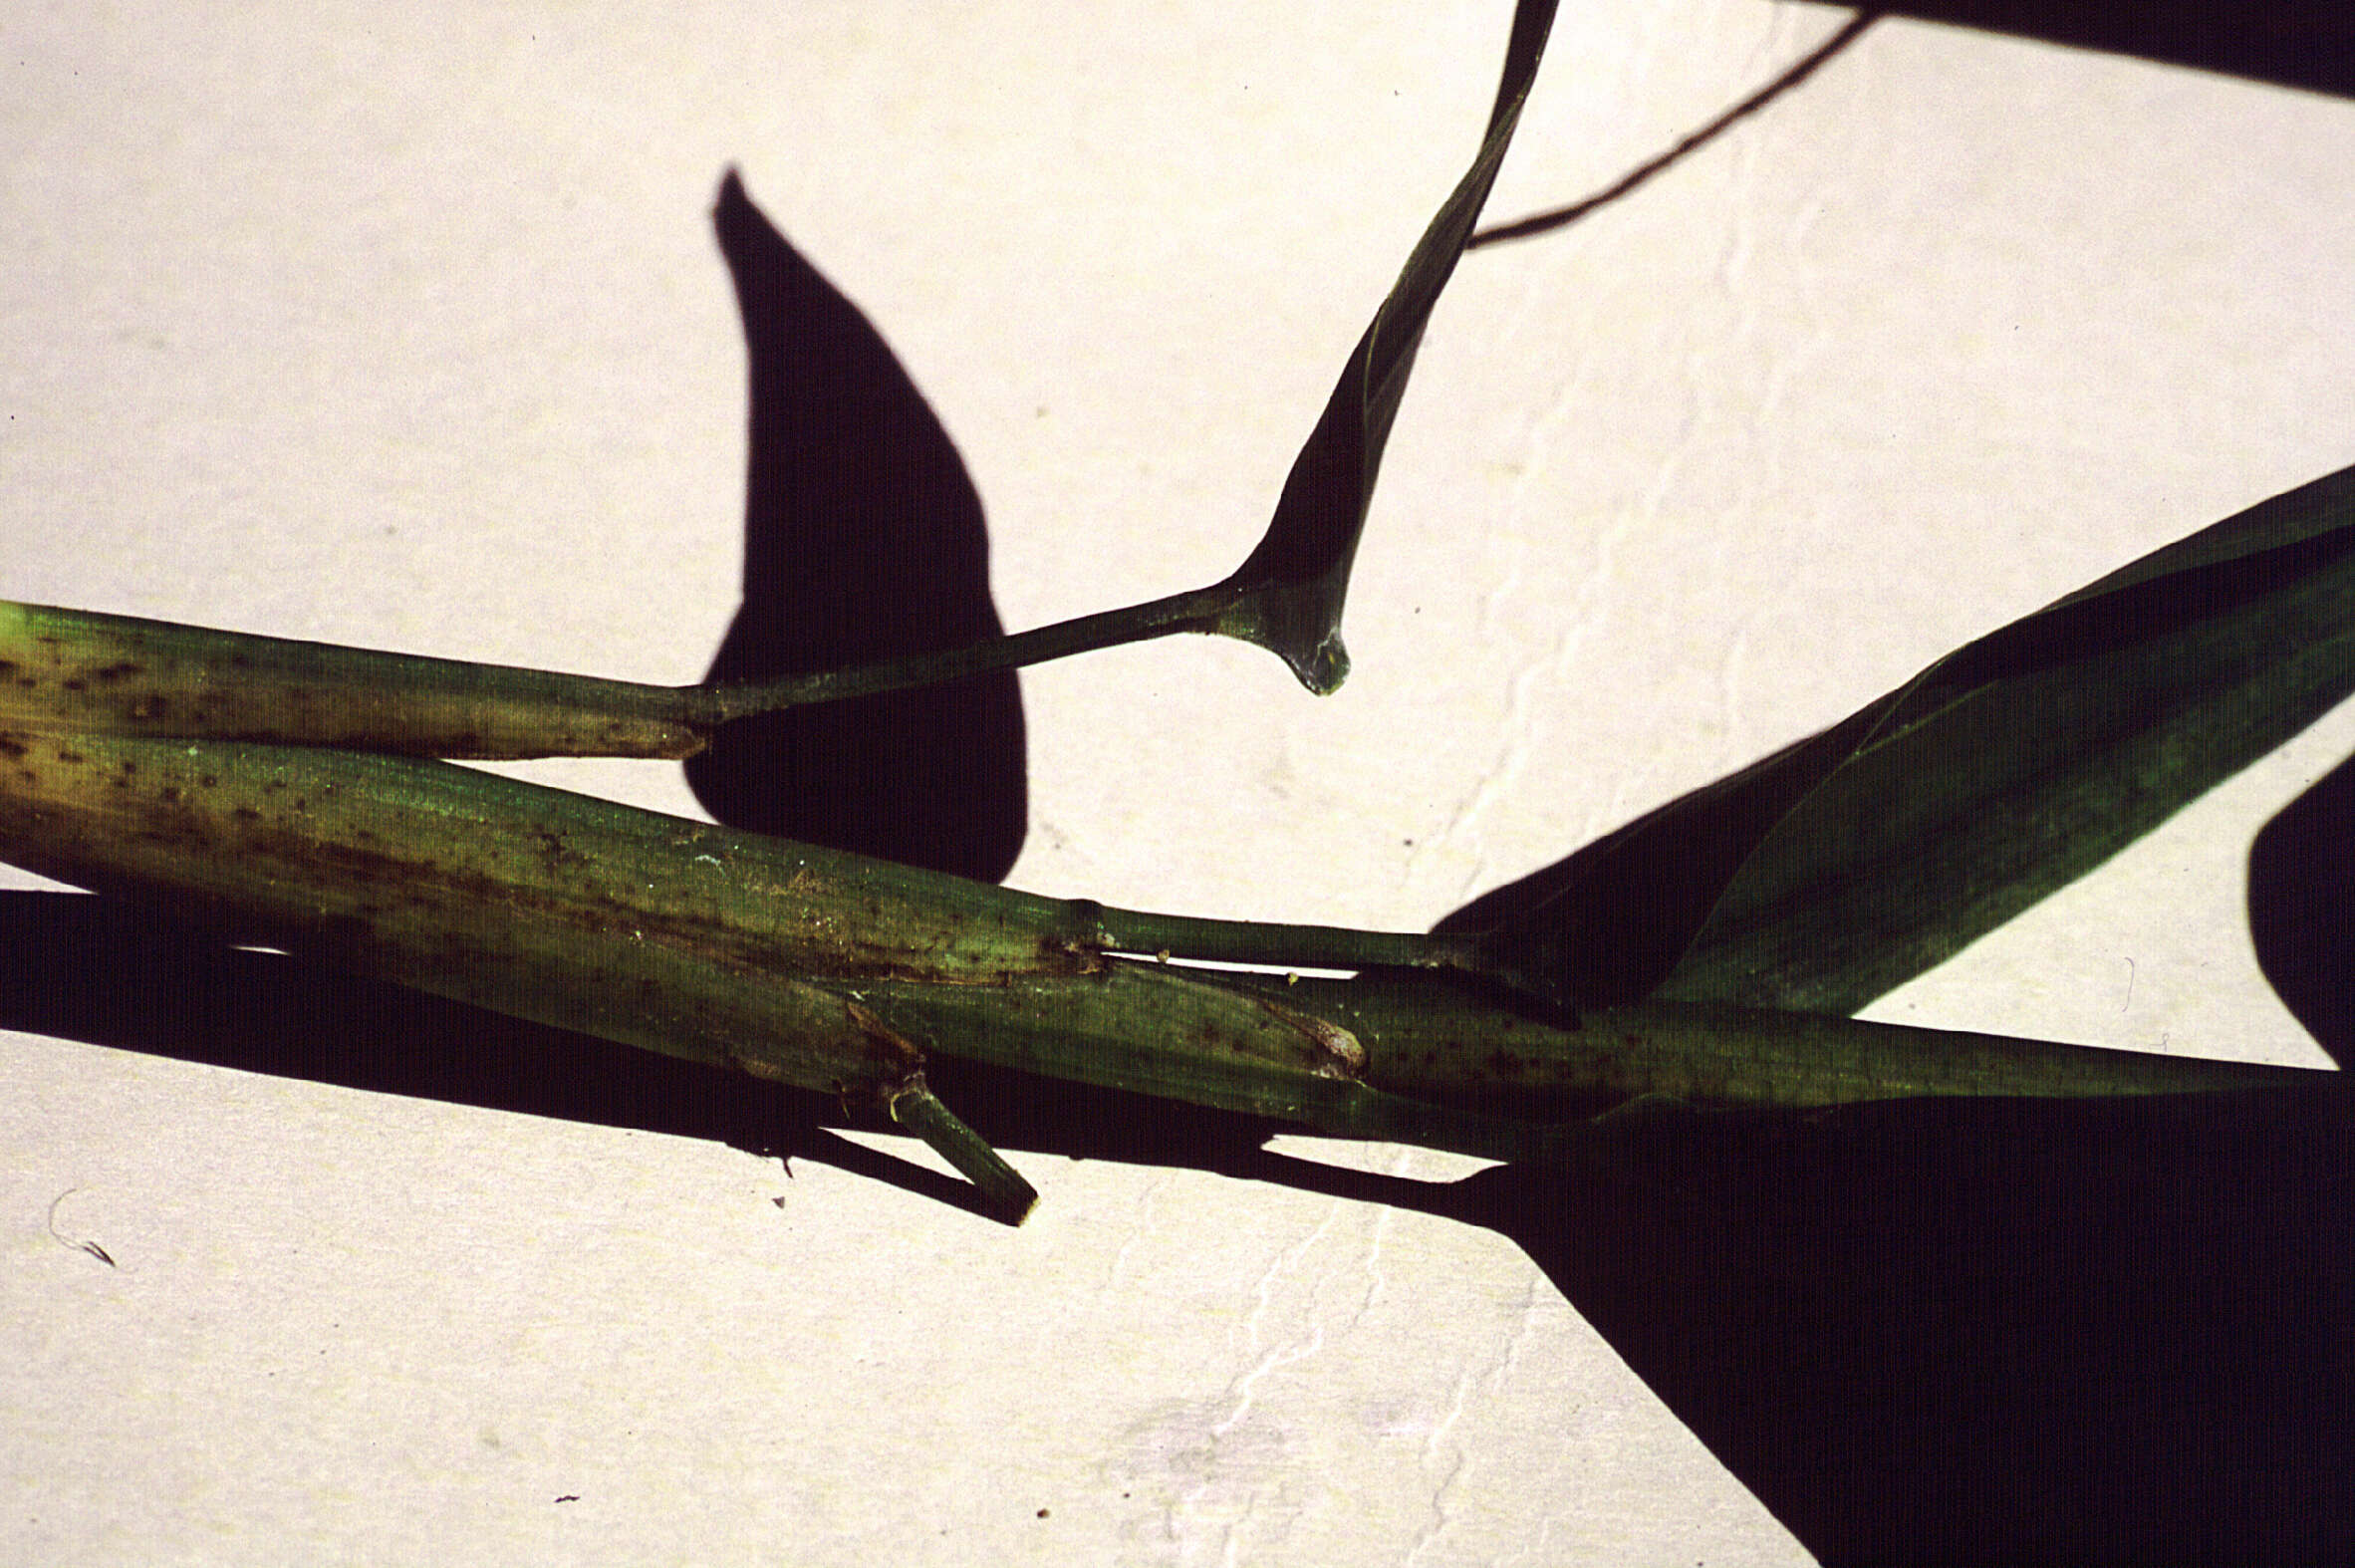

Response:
(1442, 462), (2355, 1013)
(1212, 0), (1558, 692)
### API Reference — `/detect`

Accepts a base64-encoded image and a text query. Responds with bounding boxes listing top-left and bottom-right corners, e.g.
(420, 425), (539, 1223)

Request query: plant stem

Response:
(2, 587), (1260, 759)
(698, 584), (1239, 720)
(888, 1078), (1039, 1219)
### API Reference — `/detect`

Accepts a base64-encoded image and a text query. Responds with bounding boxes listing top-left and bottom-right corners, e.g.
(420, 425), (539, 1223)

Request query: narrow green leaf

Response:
(1209, 0), (1559, 691)
(1443, 462), (2355, 1013)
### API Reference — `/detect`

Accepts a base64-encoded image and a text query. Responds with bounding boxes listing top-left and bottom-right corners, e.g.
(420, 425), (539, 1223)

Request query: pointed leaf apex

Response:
(1290, 632), (1351, 695)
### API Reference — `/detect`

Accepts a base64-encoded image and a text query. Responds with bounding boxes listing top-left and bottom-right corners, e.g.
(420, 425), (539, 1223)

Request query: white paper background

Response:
(4, 3), (2352, 1562)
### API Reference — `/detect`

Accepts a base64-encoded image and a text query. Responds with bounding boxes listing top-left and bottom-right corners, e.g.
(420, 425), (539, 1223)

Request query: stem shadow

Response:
(11, 889), (2353, 1560)
(0, 891), (1364, 1224)
(0, 892), (1009, 1217)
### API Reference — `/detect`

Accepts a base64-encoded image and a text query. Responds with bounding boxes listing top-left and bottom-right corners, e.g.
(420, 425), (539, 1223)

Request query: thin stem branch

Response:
(694, 583), (1239, 722)
(1467, 8), (1880, 251)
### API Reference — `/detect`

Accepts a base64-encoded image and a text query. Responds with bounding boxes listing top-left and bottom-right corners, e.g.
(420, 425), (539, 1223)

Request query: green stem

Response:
(0, 604), (1587, 1012)
(0, 600), (711, 760)
(888, 1078), (1039, 1221)
(4, 730), (2340, 1218)
(1257, 971), (2330, 1113)
(700, 584), (1239, 721)
(2, 588), (1260, 760)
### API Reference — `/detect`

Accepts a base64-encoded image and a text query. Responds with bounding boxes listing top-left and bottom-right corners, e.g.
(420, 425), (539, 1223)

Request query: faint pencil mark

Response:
(47, 1187), (117, 1268)
(1468, 9), (1881, 250)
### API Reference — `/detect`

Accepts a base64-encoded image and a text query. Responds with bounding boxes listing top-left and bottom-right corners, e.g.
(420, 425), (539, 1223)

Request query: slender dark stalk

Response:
(698, 583), (1239, 720)
(1468, 8), (1881, 251)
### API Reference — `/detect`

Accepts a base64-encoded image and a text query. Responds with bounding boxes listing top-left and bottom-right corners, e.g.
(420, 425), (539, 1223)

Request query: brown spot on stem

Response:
(1254, 996), (1367, 1079)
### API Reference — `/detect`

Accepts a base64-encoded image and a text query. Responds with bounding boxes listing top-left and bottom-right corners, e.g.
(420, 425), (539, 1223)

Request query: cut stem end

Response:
(888, 1078), (1038, 1223)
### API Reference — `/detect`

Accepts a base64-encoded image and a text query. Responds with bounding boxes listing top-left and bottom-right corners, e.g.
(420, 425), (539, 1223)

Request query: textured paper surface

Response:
(4, 3), (2351, 1562)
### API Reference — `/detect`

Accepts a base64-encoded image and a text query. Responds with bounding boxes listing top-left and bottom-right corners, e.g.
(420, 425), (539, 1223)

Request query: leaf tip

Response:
(1288, 633), (1350, 695)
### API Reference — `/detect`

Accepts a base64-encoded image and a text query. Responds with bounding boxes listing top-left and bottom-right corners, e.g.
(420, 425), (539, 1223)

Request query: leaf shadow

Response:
(2250, 745), (2355, 1063)
(1793, 0), (2355, 102)
(687, 170), (1026, 884)
(1450, 25), (2355, 1541)
(1417, 670), (2355, 1555)
(1437, 1089), (2355, 1564)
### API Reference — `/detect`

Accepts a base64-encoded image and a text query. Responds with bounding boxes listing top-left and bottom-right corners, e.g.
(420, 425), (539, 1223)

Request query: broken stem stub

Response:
(888, 1077), (1038, 1222)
